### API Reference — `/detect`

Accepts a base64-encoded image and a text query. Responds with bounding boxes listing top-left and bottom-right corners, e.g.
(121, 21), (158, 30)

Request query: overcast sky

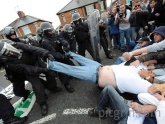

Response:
(0, 0), (111, 30)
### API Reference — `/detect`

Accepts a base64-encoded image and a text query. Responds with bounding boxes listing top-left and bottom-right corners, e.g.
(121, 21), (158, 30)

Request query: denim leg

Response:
(114, 56), (126, 65)
(128, 40), (136, 52)
(132, 43), (140, 51)
(48, 60), (98, 83)
(119, 29), (125, 50)
(97, 85), (129, 124)
(125, 28), (131, 52)
(68, 52), (101, 67)
(112, 34), (117, 48)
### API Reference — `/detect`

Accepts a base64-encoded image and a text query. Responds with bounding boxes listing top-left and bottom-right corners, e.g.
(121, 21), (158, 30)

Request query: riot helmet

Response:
(3, 27), (17, 40)
(64, 24), (74, 39)
(36, 27), (42, 37)
(0, 39), (21, 59)
(72, 13), (82, 26)
(40, 22), (54, 38)
(64, 24), (73, 33)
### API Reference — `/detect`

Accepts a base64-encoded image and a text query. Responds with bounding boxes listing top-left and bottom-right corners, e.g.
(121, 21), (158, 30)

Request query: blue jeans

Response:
(131, 26), (140, 41)
(114, 56), (126, 65)
(97, 85), (129, 124)
(48, 52), (101, 83)
(111, 34), (120, 48)
(119, 28), (131, 51)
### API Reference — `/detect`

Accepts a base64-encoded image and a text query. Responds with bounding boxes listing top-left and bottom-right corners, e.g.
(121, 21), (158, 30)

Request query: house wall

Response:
(16, 21), (44, 37)
(0, 35), (3, 40)
(57, 0), (108, 26)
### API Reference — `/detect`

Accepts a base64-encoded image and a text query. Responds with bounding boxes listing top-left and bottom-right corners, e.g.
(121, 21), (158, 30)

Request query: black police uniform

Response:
(41, 32), (75, 93)
(59, 30), (77, 53)
(0, 42), (57, 105)
(0, 94), (27, 124)
(99, 24), (113, 59)
(72, 22), (101, 62)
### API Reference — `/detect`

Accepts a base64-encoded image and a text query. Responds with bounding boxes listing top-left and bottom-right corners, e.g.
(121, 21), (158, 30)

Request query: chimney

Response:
(17, 11), (25, 18)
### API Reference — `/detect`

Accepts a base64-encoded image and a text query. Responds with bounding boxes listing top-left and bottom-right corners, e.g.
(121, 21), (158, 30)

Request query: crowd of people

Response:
(0, 0), (165, 124)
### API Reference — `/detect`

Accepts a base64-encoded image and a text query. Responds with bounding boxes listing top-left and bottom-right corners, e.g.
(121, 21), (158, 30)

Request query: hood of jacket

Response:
(150, 26), (165, 41)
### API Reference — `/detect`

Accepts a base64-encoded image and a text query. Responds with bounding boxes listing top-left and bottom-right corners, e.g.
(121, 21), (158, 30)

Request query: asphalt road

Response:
(0, 49), (122, 124)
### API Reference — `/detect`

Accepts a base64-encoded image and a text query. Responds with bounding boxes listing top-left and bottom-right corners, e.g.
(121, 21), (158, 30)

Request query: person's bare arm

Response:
(148, 84), (165, 96)
(130, 102), (156, 114)
(123, 47), (148, 61)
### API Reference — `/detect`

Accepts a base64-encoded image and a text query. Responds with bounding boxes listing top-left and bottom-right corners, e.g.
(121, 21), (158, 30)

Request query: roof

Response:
(57, 0), (99, 14)
(8, 15), (52, 28)
(0, 15), (52, 35)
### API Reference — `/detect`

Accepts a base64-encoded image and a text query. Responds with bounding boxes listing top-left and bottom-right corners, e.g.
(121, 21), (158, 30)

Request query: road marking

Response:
(0, 81), (29, 99)
(0, 70), (4, 73)
(62, 108), (92, 115)
(29, 113), (56, 124)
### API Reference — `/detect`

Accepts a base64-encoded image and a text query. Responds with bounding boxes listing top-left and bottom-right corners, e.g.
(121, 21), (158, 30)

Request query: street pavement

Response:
(0, 48), (123, 124)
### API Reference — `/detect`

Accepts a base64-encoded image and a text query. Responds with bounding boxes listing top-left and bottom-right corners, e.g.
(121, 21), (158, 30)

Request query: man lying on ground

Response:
(47, 51), (155, 95)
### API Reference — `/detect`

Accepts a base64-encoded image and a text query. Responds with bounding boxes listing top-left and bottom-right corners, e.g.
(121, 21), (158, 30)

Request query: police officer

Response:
(59, 24), (77, 53)
(71, 13), (101, 62)
(0, 38), (61, 116)
(98, 19), (114, 59)
(40, 22), (75, 93)
(3, 27), (25, 43)
(0, 94), (27, 124)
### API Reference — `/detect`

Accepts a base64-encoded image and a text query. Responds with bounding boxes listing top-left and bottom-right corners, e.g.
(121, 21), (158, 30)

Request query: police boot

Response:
(4, 116), (28, 124)
(40, 102), (48, 116)
(49, 86), (62, 93)
(64, 83), (75, 93)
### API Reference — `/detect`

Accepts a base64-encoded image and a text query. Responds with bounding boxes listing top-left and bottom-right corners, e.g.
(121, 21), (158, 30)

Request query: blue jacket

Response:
(108, 17), (119, 35)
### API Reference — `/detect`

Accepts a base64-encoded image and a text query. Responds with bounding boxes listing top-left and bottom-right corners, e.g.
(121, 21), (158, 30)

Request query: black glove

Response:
(39, 68), (49, 74)
(47, 54), (55, 61)
(62, 43), (70, 53)
(63, 54), (70, 60)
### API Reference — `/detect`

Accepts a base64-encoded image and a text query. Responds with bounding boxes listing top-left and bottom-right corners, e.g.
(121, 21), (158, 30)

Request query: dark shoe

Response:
(40, 102), (48, 116)
(64, 84), (75, 93)
(106, 54), (113, 59)
(88, 108), (106, 119)
(49, 86), (62, 93)
(4, 116), (28, 124)
(106, 53), (116, 59)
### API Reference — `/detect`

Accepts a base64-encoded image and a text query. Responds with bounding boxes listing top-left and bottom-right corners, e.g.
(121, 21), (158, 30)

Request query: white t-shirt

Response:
(111, 64), (151, 94)
(119, 9), (131, 30)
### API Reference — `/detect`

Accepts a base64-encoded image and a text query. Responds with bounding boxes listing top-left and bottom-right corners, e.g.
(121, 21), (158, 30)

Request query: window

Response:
(34, 22), (38, 28)
(99, 1), (105, 11)
(85, 4), (94, 15)
(22, 25), (31, 35)
(61, 14), (66, 22)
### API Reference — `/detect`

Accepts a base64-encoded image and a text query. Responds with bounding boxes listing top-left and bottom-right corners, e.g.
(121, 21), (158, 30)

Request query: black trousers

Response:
(57, 59), (75, 86)
(11, 70), (57, 104)
(100, 36), (110, 57)
(78, 41), (101, 62)
(12, 74), (30, 99)
(0, 94), (14, 121)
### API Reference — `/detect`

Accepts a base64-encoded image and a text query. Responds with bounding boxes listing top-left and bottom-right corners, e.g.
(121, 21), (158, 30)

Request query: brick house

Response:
(56, 0), (109, 26)
(0, 11), (51, 39)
